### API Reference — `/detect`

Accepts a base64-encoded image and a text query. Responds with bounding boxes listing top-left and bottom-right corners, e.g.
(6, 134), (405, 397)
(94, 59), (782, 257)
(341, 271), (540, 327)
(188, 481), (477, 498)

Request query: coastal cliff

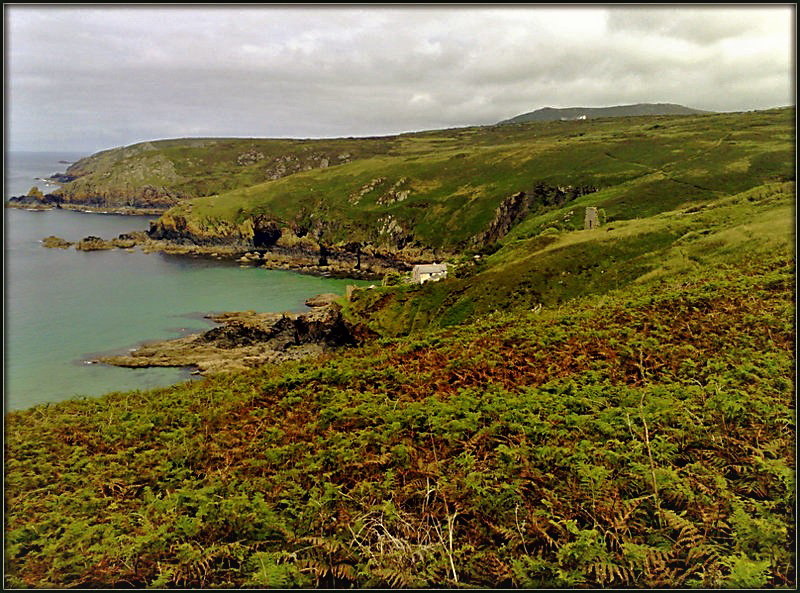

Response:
(5, 108), (796, 590)
(145, 210), (446, 277)
(16, 137), (392, 213)
(18, 109), (796, 280)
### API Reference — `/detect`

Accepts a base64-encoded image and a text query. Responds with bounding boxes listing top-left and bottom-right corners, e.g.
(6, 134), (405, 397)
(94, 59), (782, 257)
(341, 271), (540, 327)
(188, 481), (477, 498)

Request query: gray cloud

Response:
(6, 5), (794, 152)
(605, 7), (779, 45)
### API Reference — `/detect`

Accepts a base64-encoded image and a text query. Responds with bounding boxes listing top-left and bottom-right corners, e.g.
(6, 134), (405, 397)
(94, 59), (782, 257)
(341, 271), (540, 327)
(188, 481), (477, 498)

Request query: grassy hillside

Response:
(59, 108), (793, 253)
(344, 181), (794, 335)
(62, 136), (397, 202)
(5, 111), (795, 588)
(160, 108), (794, 250)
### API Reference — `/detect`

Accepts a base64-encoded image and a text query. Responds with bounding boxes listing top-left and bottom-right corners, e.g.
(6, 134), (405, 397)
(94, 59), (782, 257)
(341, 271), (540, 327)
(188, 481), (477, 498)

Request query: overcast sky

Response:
(5, 5), (795, 153)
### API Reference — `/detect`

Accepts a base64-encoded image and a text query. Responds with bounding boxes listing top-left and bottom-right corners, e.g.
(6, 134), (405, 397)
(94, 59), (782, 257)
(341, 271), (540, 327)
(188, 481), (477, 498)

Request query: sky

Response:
(5, 5), (796, 153)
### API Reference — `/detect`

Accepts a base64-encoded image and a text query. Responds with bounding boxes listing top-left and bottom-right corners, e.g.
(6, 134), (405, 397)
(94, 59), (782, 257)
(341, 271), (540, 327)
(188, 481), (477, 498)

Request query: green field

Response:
(5, 108), (795, 588)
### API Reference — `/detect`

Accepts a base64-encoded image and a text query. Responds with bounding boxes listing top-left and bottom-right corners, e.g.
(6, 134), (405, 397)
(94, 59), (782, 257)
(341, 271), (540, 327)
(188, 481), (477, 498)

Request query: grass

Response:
(5, 246), (794, 588)
(343, 181), (794, 337)
(61, 108), (794, 251)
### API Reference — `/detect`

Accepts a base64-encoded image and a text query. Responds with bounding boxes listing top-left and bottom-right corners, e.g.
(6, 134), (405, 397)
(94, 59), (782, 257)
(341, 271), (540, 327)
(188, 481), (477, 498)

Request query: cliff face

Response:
(147, 212), (442, 276)
(55, 184), (185, 211)
(472, 182), (597, 245)
(51, 148), (189, 211)
(143, 178), (599, 275)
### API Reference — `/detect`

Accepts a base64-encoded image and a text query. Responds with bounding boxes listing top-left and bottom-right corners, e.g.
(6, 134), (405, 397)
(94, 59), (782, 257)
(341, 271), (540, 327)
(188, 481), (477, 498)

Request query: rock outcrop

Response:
(97, 303), (360, 375)
(66, 232), (150, 251)
(49, 149), (189, 212)
(472, 182), (597, 246)
(6, 187), (64, 210)
(54, 184), (185, 212)
(75, 236), (115, 251)
(6, 185), (168, 215)
(41, 236), (73, 249)
(146, 212), (443, 279)
(305, 293), (340, 307)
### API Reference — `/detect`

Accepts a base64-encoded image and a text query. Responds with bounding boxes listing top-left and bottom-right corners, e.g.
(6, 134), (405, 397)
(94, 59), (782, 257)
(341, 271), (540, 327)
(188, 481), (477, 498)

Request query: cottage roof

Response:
(413, 263), (447, 274)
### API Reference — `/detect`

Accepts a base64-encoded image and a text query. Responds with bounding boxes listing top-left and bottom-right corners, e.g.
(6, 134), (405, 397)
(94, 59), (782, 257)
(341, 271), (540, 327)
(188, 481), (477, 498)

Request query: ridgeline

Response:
(499, 102), (710, 124)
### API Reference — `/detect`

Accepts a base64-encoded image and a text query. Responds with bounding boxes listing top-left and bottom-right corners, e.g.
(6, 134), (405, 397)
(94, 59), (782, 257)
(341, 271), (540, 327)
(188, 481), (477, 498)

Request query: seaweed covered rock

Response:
(41, 236), (73, 249)
(75, 236), (115, 251)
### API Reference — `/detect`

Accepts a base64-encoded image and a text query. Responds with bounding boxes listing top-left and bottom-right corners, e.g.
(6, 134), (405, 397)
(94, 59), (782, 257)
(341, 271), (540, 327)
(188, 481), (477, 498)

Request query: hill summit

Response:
(500, 102), (710, 124)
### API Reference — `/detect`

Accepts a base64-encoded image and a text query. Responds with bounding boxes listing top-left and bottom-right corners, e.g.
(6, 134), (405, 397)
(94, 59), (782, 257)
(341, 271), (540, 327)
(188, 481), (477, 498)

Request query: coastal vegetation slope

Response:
(21, 108), (794, 251)
(15, 108), (793, 278)
(4, 107), (795, 588)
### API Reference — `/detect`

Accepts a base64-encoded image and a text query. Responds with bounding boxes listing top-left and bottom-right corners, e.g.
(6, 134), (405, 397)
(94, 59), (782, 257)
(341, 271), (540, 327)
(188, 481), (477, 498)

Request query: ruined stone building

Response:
(585, 207), (600, 229)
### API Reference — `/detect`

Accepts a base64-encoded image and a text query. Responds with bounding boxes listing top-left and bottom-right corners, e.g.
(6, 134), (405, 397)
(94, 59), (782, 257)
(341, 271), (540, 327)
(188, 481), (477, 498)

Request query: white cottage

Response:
(412, 263), (448, 284)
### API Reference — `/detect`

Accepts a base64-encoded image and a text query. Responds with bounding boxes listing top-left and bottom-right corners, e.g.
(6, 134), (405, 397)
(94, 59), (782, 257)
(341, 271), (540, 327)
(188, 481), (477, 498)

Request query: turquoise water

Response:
(4, 153), (369, 411)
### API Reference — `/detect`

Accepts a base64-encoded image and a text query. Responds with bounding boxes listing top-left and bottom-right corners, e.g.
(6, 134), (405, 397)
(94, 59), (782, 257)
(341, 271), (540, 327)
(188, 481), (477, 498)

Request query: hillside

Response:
(35, 108), (795, 278)
(343, 180), (795, 335)
(4, 108), (796, 588)
(500, 103), (710, 124)
(52, 136), (397, 212)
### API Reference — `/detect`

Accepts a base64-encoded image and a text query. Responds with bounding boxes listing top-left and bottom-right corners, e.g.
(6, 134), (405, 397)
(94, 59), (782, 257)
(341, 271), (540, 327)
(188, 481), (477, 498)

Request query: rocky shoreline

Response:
(39, 227), (437, 279)
(95, 301), (363, 376)
(11, 180), (450, 280)
(6, 198), (166, 216)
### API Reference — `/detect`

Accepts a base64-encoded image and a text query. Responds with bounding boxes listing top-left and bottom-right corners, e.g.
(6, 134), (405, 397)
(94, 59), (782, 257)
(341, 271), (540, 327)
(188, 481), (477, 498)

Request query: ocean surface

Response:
(4, 151), (369, 411)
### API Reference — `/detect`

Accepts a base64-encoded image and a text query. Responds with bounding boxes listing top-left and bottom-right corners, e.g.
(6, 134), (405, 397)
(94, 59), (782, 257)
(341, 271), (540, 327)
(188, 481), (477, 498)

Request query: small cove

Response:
(4, 152), (371, 411)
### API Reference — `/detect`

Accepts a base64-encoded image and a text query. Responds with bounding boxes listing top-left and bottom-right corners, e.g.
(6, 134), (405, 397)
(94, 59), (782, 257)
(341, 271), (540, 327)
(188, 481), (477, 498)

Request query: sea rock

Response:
(27, 186), (44, 200)
(41, 236), (73, 249)
(75, 236), (115, 251)
(49, 173), (76, 183)
(6, 189), (64, 210)
(200, 319), (276, 348)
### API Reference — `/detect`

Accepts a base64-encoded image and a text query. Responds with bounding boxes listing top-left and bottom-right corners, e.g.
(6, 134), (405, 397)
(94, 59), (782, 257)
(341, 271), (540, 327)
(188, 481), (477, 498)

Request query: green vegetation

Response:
(26, 186), (44, 199)
(344, 181), (794, 336)
(60, 108), (793, 251)
(5, 109), (795, 588)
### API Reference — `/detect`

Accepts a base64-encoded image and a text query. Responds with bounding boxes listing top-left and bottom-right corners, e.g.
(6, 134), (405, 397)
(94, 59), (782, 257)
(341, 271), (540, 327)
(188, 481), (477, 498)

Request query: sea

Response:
(4, 151), (369, 411)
